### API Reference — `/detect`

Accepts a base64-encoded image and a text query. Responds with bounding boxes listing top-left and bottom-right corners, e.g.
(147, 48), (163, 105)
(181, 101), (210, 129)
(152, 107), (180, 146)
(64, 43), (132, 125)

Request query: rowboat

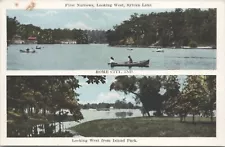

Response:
(110, 60), (150, 67)
(156, 49), (164, 52)
(20, 50), (36, 53)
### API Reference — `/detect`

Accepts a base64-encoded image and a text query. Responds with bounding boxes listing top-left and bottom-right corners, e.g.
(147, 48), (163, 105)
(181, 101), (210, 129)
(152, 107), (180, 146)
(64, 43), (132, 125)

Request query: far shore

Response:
(109, 45), (217, 49)
(7, 43), (217, 49)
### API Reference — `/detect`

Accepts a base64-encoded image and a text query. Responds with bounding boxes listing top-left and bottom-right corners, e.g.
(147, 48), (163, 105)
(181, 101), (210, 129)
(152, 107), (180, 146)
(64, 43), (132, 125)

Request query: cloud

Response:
(78, 91), (126, 104)
(64, 21), (92, 30)
(84, 91), (135, 104)
(96, 91), (121, 103)
(24, 10), (58, 17)
(79, 91), (136, 104)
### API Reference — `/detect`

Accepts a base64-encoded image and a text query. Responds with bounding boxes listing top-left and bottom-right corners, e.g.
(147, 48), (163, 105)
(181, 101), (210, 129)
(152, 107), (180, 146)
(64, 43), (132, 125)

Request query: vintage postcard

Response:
(0, 0), (225, 146)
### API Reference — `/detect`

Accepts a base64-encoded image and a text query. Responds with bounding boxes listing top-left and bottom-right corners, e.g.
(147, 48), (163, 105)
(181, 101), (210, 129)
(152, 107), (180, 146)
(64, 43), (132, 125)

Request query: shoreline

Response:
(109, 45), (216, 49)
(8, 43), (216, 49)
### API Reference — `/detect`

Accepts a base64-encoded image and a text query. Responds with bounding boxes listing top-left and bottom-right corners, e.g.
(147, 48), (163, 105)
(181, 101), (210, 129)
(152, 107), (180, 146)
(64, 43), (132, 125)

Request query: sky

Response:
(7, 9), (177, 30)
(76, 75), (132, 104)
(76, 75), (186, 104)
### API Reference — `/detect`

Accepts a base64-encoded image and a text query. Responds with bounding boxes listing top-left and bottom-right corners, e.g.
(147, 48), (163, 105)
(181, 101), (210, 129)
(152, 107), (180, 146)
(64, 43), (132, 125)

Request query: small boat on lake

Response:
(20, 50), (36, 53)
(109, 60), (150, 67)
(155, 48), (164, 52)
(127, 48), (133, 51)
(36, 46), (41, 49)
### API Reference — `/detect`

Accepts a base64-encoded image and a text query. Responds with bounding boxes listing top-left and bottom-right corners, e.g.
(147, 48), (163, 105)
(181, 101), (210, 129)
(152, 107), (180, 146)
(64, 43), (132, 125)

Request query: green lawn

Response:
(70, 117), (216, 137)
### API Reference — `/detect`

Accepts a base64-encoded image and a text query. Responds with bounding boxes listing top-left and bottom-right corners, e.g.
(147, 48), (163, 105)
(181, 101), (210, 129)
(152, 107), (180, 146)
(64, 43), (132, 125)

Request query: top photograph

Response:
(7, 8), (216, 70)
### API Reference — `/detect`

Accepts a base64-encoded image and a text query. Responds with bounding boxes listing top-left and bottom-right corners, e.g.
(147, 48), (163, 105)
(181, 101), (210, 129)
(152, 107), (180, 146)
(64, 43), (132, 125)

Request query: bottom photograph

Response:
(7, 75), (216, 137)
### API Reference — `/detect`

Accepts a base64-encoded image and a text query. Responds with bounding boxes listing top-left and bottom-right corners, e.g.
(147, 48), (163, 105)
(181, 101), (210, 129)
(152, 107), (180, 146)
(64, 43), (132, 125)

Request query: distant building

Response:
(12, 35), (25, 44)
(60, 39), (77, 44)
(27, 36), (37, 44)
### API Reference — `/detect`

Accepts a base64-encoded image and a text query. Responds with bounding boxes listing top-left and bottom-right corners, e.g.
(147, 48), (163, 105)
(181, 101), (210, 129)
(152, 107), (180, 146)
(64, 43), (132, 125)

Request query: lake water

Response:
(7, 44), (216, 70)
(54, 109), (142, 134)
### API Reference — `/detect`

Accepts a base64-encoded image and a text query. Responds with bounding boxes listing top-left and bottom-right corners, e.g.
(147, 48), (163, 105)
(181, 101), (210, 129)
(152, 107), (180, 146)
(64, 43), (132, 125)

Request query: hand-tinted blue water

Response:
(36, 109), (142, 136)
(7, 44), (216, 70)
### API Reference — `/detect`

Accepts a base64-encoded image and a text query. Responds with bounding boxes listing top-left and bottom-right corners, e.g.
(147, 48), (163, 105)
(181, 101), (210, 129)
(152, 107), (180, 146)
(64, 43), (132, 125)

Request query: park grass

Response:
(70, 117), (216, 137)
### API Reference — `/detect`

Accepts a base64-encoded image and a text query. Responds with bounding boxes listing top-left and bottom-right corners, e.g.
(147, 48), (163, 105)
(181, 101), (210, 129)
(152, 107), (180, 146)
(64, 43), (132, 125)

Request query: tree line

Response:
(8, 9), (216, 47)
(106, 8), (216, 48)
(80, 99), (140, 110)
(7, 16), (107, 44)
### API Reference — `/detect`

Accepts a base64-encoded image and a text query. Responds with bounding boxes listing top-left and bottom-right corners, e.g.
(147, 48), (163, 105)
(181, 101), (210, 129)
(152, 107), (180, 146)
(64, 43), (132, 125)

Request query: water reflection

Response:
(115, 111), (134, 118)
(61, 109), (142, 133)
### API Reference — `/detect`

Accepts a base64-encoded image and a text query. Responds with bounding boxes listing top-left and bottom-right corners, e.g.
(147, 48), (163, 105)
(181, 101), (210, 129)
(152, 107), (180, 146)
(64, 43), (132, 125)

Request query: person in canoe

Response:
(24, 48), (35, 53)
(36, 46), (41, 49)
(128, 56), (133, 63)
(109, 57), (115, 64)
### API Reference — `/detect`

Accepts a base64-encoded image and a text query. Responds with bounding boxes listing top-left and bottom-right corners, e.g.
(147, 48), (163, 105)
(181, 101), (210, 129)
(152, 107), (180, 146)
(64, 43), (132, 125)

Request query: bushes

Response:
(189, 40), (198, 48)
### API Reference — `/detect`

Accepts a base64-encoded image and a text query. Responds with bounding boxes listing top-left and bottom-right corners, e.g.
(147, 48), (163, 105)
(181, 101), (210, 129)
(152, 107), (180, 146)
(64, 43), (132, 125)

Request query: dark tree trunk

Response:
(139, 97), (150, 117)
(180, 116), (183, 122)
(35, 108), (39, 114)
(146, 111), (151, 117)
(210, 110), (214, 122)
(156, 109), (162, 116)
(43, 108), (46, 116)
(179, 113), (184, 122)
(31, 107), (33, 116)
(209, 97), (214, 123)
(28, 107), (31, 115)
(143, 106), (150, 117)
(59, 122), (61, 133)
(192, 114), (195, 123)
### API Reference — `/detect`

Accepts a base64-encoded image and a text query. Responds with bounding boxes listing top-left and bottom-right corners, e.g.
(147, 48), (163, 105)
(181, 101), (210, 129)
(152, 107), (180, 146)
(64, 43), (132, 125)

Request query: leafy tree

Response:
(7, 16), (19, 42)
(7, 75), (106, 137)
(110, 76), (164, 117)
(106, 8), (216, 47)
(162, 76), (181, 116)
(201, 75), (216, 122)
(166, 76), (216, 123)
(7, 16), (107, 45)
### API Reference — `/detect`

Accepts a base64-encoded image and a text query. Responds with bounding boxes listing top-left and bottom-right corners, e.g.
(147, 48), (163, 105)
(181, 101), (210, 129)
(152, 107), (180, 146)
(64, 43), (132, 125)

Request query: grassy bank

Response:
(70, 117), (216, 137)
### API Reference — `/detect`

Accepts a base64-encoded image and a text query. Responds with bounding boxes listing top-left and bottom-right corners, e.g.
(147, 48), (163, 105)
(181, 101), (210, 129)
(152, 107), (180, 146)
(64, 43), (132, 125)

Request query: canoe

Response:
(36, 47), (41, 49)
(110, 60), (150, 67)
(20, 50), (36, 53)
